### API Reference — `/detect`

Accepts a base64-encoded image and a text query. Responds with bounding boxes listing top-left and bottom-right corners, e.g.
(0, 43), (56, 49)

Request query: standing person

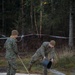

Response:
(28, 40), (56, 71)
(4, 30), (19, 75)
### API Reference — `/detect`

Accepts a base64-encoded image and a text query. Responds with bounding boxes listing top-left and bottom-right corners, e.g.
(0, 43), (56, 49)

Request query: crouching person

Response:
(4, 30), (19, 75)
(28, 40), (56, 71)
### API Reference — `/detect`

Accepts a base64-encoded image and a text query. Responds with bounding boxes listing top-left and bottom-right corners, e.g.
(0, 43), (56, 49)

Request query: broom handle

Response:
(18, 55), (30, 75)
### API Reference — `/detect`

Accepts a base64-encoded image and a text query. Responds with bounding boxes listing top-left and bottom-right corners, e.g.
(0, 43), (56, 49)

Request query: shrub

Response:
(54, 51), (75, 71)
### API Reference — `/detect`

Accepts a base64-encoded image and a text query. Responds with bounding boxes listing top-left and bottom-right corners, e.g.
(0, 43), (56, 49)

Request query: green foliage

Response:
(0, 60), (6, 66)
(54, 55), (75, 71)
(0, 53), (75, 74)
(0, 0), (75, 36)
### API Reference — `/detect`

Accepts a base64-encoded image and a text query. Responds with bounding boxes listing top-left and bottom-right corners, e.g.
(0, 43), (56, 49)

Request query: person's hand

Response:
(43, 56), (46, 59)
(51, 58), (54, 62)
(21, 35), (24, 39)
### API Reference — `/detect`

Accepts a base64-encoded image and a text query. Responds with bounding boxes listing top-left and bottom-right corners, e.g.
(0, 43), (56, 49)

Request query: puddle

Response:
(49, 69), (65, 75)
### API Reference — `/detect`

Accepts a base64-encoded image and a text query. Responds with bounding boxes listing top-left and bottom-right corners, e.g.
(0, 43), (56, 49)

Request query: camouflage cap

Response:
(50, 40), (56, 46)
(11, 30), (19, 35)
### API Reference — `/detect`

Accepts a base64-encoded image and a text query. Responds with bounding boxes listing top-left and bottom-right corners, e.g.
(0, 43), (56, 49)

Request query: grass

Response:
(54, 56), (75, 69)
(17, 56), (43, 74)
(53, 49), (75, 73)
(0, 50), (75, 74)
(0, 54), (43, 74)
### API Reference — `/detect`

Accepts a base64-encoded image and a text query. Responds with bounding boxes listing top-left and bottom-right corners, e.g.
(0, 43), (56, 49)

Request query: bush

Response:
(54, 55), (75, 71)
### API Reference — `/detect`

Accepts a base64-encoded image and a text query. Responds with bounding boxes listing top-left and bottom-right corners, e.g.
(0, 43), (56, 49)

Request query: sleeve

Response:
(12, 40), (18, 55)
(50, 48), (56, 59)
(40, 42), (46, 57)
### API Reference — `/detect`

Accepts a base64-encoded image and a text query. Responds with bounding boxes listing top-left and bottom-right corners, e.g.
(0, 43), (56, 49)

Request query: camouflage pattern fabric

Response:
(6, 59), (17, 75)
(29, 42), (56, 65)
(4, 38), (18, 75)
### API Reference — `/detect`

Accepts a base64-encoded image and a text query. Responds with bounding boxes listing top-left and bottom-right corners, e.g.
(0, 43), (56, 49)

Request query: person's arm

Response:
(41, 42), (46, 59)
(12, 40), (18, 55)
(50, 48), (56, 62)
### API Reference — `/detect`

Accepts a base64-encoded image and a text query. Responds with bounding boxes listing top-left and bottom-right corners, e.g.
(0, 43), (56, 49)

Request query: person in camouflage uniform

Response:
(28, 40), (56, 71)
(4, 30), (18, 75)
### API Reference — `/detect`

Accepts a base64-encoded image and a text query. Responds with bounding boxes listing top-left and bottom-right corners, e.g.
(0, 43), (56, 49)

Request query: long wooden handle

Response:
(18, 55), (30, 75)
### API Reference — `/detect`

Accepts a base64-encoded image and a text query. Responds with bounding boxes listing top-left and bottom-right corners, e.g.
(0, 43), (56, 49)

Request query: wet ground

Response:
(0, 67), (75, 75)
(49, 69), (75, 75)
(49, 69), (65, 75)
(0, 73), (40, 75)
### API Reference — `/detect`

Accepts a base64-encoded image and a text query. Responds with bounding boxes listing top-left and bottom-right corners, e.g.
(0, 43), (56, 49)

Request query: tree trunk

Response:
(2, 0), (5, 34)
(69, 0), (73, 49)
(40, 0), (43, 37)
(30, 0), (33, 32)
(51, 0), (54, 13)
(34, 8), (38, 34)
(21, 0), (24, 50)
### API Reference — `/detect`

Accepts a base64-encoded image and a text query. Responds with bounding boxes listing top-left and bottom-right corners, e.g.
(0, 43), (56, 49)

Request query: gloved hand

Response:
(43, 56), (46, 59)
(50, 58), (54, 62)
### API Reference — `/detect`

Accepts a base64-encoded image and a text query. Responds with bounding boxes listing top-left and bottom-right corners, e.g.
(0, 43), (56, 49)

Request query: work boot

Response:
(28, 64), (32, 71)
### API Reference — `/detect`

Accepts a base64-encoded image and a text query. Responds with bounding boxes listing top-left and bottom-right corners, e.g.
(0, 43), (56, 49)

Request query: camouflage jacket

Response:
(4, 38), (18, 59)
(36, 42), (56, 59)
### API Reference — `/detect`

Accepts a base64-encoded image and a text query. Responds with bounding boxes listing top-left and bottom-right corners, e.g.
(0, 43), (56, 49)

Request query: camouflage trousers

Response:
(29, 53), (41, 65)
(6, 58), (17, 75)
(28, 53), (48, 71)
